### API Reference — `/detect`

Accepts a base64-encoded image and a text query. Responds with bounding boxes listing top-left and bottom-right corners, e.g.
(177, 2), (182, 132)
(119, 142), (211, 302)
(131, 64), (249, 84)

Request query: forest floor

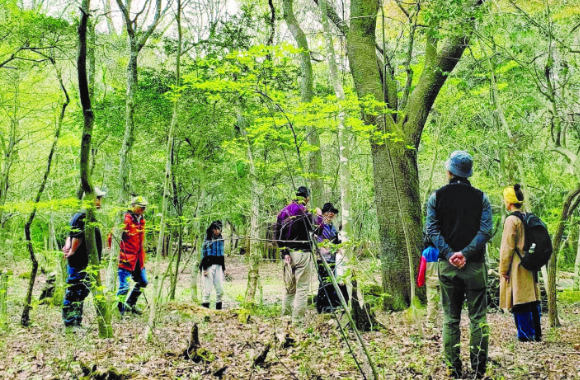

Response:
(1, 256), (579, 380)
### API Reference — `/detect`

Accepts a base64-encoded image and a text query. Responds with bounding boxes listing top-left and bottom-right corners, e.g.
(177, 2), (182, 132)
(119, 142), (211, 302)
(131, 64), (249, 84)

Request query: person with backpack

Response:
(500, 184), (543, 342)
(416, 234), (440, 326)
(61, 187), (106, 329)
(200, 220), (226, 310)
(426, 150), (493, 379)
(315, 203), (348, 314)
(275, 186), (320, 324)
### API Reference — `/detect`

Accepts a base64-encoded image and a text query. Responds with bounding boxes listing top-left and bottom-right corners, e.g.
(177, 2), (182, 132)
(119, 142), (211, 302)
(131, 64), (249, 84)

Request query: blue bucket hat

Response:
(445, 150), (473, 178)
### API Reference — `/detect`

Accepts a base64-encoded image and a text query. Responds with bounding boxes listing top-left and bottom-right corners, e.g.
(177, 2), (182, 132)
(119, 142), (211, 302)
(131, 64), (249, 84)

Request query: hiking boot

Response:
(202, 302), (210, 308)
(216, 302), (223, 310)
(130, 305), (143, 315)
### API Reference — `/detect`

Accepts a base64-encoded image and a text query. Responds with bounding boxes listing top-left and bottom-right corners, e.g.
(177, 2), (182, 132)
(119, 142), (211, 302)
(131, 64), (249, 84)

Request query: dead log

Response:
(180, 323), (215, 363)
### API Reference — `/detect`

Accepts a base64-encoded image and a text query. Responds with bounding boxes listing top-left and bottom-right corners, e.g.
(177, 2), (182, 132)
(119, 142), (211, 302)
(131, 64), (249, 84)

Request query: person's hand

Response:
(449, 252), (466, 269)
(338, 281), (345, 286)
(284, 255), (292, 265)
(62, 246), (70, 255)
(223, 270), (228, 277)
(203, 270), (208, 277)
(316, 208), (322, 216)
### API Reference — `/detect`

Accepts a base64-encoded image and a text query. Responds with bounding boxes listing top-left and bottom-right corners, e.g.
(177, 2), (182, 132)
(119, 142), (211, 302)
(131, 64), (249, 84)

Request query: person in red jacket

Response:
(117, 196), (148, 315)
(417, 234), (440, 326)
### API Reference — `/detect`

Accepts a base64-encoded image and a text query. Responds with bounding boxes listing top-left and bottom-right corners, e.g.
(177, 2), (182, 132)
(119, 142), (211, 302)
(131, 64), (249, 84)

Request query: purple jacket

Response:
(275, 200), (318, 251)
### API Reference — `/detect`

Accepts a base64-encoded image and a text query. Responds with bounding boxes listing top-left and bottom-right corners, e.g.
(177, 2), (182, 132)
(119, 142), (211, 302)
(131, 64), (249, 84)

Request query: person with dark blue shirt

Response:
(61, 187), (105, 328)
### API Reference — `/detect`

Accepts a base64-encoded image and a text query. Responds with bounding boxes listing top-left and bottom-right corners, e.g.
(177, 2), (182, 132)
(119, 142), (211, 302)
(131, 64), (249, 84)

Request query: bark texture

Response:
(78, 0), (113, 338)
(282, 0), (324, 206)
(346, 0), (479, 309)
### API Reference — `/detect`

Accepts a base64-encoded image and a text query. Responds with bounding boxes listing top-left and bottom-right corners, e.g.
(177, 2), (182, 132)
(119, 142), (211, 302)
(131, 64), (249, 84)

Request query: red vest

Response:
(119, 212), (146, 271)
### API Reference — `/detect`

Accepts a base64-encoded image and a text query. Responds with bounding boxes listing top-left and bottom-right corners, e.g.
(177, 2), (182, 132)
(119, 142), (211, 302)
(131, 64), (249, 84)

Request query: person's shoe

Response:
(202, 302), (210, 308)
(117, 302), (125, 315)
(216, 302), (223, 310)
(130, 305), (143, 315)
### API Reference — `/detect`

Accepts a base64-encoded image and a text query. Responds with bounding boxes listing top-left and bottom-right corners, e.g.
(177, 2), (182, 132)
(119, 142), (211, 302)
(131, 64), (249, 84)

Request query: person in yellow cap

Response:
(499, 184), (542, 342)
(117, 196), (149, 315)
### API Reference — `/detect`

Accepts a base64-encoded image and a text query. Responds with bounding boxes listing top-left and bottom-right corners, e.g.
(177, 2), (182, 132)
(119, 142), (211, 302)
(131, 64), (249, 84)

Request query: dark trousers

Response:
(62, 266), (91, 327)
(439, 261), (489, 376)
(316, 262), (348, 313)
(513, 301), (542, 342)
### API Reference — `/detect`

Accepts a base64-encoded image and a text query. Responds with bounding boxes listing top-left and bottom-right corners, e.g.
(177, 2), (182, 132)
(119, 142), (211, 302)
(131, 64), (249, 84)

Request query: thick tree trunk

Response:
(282, 0), (323, 206)
(78, 0), (113, 338)
(21, 60), (69, 327)
(346, 0), (478, 309)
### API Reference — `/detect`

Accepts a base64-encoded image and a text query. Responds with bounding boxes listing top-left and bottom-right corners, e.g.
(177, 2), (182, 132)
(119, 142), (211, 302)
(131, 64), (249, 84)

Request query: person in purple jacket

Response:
(275, 186), (320, 324)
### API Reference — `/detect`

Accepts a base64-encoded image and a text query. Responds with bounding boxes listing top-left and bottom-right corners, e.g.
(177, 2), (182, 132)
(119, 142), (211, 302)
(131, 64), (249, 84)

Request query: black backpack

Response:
(510, 212), (553, 271)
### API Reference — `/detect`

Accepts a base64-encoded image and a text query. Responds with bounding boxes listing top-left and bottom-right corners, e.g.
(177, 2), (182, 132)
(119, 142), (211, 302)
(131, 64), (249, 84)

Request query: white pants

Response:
(202, 265), (224, 304)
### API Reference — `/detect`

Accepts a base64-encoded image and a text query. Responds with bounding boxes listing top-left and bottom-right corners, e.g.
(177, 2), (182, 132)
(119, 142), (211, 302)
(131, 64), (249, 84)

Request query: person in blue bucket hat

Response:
(426, 150), (493, 379)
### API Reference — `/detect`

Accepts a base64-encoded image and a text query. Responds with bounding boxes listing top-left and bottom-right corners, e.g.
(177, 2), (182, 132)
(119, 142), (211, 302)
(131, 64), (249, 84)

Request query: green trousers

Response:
(439, 260), (489, 376)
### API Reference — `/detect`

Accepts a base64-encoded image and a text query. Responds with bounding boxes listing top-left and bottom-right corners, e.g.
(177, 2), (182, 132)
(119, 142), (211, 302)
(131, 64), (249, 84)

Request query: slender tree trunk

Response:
(118, 48), (138, 202)
(548, 184), (580, 326)
(0, 269), (9, 319)
(239, 109), (261, 307)
(190, 234), (199, 303)
(0, 75), (19, 223)
(320, 0), (351, 241)
(103, 0), (116, 35)
(170, 228), (183, 300)
(78, 0), (113, 338)
(21, 61), (70, 327)
(574, 224), (580, 291)
(282, 0), (323, 205)
(143, 0), (181, 340)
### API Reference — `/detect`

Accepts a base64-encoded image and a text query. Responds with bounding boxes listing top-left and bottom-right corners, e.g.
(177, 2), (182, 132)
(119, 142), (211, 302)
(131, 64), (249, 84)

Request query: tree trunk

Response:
(115, 0), (166, 204)
(0, 80), (19, 223)
(574, 223), (580, 291)
(239, 109), (261, 307)
(78, 0), (113, 338)
(170, 228), (183, 300)
(21, 60), (69, 327)
(190, 234), (199, 304)
(346, 0), (478, 309)
(547, 184), (580, 327)
(103, 0), (116, 35)
(282, 0), (323, 206)
(143, 0), (181, 340)
(118, 48), (138, 203)
(0, 269), (9, 320)
(320, 0), (351, 242)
